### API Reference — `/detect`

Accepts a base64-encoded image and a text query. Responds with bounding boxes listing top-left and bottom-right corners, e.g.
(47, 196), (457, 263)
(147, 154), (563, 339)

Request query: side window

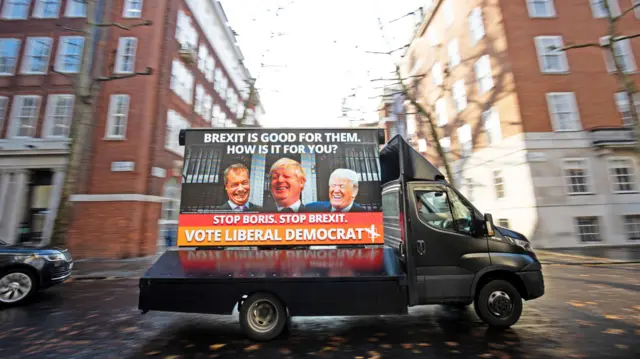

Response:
(446, 188), (475, 234)
(415, 190), (454, 230)
(382, 191), (400, 218)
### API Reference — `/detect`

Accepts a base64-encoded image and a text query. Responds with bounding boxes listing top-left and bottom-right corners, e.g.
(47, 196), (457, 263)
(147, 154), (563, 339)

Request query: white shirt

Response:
(228, 200), (249, 211)
(277, 200), (302, 212)
(331, 202), (354, 212)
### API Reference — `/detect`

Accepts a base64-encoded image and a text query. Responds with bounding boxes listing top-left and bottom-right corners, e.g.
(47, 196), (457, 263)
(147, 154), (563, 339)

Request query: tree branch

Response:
(614, 32), (640, 42)
(616, 2), (640, 21)
(56, 23), (87, 33)
(90, 20), (153, 30)
(95, 67), (153, 82)
(553, 42), (601, 51)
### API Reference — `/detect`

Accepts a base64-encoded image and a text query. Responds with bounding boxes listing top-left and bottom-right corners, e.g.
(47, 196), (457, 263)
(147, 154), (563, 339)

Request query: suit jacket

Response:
(216, 201), (262, 212)
(263, 201), (307, 213)
(305, 201), (365, 213)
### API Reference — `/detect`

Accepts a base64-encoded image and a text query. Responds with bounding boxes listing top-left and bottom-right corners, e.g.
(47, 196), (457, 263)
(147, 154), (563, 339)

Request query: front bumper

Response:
(40, 260), (73, 288)
(518, 270), (544, 300)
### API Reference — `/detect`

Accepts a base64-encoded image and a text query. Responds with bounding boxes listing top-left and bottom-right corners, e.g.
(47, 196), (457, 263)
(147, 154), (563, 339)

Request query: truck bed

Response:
(139, 246), (408, 316)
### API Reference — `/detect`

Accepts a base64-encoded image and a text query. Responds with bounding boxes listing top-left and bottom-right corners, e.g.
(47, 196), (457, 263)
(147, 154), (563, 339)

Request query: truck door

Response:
(407, 182), (490, 304)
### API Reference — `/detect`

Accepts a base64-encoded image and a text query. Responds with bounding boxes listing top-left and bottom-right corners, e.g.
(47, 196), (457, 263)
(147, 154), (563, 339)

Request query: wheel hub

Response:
(0, 273), (32, 303)
(487, 290), (513, 318)
(247, 300), (278, 333)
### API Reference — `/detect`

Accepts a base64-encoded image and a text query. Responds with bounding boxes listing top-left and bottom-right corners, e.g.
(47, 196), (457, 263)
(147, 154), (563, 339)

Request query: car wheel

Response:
(474, 279), (523, 328)
(0, 268), (37, 305)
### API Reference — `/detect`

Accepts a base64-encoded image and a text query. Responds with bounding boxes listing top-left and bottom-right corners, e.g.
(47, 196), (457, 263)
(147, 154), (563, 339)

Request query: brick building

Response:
(396, 0), (640, 248)
(0, 0), (263, 258)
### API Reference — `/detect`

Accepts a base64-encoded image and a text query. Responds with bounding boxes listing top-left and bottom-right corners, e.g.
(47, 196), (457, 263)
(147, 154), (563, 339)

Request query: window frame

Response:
(452, 80), (467, 112)
(474, 55), (494, 94)
(33, 0), (61, 18)
(0, 38), (22, 76)
(562, 158), (593, 195)
(468, 7), (485, 44)
(614, 91), (640, 127)
(457, 123), (472, 158)
(492, 169), (505, 199)
(525, 0), (556, 18)
(601, 37), (637, 74)
(123, 0), (143, 18)
(607, 156), (638, 194)
(21, 37), (53, 75)
(0, 96), (9, 135)
(8, 95), (42, 138)
(590, 0), (621, 18)
(42, 94), (74, 138)
(623, 214), (640, 240)
(482, 107), (502, 145)
(64, 0), (86, 17)
(54, 36), (85, 73)
(435, 97), (447, 126)
(546, 92), (582, 132)
(447, 39), (460, 68)
(534, 36), (569, 74)
(1, 0), (32, 20)
(104, 94), (131, 140)
(114, 37), (138, 74)
(573, 216), (602, 242)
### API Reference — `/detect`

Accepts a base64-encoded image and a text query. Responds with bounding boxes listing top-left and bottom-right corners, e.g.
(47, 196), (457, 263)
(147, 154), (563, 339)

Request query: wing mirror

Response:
(484, 213), (495, 236)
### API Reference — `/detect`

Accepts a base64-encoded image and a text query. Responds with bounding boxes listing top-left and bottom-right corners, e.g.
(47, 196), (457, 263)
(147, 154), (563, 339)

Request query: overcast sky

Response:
(218, 0), (425, 128)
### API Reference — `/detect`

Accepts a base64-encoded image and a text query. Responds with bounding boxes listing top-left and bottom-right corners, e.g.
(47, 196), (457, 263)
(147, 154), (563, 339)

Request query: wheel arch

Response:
(471, 267), (528, 301)
(0, 264), (41, 289)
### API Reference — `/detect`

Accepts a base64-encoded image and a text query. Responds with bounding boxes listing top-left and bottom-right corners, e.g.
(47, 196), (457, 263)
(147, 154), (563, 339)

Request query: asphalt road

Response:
(1, 264), (639, 359)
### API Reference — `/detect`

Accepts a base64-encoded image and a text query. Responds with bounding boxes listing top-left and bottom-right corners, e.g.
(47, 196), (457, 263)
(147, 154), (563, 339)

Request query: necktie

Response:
(281, 207), (294, 213)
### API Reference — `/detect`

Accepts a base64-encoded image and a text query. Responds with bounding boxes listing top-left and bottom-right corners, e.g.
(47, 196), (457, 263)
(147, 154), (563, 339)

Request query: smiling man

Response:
(269, 157), (307, 212)
(217, 163), (261, 212)
(306, 168), (365, 213)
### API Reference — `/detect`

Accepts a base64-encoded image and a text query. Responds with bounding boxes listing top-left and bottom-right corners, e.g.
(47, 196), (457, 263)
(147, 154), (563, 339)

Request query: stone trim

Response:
(70, 194), (165, 203)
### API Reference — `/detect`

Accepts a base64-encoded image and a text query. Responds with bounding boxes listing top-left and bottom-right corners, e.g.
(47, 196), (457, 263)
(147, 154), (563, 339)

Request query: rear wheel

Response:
(0, 268), (37, 306)
(239, 293), (287, 341)
(474, 279), (522, 328)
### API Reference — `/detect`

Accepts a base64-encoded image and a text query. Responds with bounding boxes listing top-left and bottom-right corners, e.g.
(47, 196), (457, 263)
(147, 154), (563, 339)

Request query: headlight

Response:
(43, 253), (66, 261)
(506, 236), (533, 252)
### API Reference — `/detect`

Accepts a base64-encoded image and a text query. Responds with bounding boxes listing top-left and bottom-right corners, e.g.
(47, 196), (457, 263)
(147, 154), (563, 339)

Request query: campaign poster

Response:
(177, 128), (384, 247)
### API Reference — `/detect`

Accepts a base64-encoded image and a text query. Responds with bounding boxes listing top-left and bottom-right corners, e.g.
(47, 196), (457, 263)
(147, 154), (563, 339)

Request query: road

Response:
(1, 263), (638, 359)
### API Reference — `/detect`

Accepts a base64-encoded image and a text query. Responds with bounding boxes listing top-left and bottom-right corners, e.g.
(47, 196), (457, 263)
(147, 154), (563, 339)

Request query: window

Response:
(427, 27), (439, 46)
(435, 97), (447, 126)
(574, 217), (601, 242)
(432, 61), (443, 86)
(123, 0), (143, 18)
(526, 0), (556, 17)
(464, 178), (474, 201)
(54, 36), (84, 73)
(590, 0), (620, 18)
(203, 94), (212, 121)
(483, 107), (502, 145)
(170, 59), (194, 104)
(21, 37), (53, 74)
(65, 0), (86, 17)
(452, 80), (467, 112)
(563, 159), (591, 195)
(415, 188), (474, 234)
(114, 37), (137, 73)
(166, 110), (190, 156)
(105, 94), (130, 139)
(162, 179), (180, 221)
(0, 96), (8, 135)
(635, 0), (640, 19)
(608, 157), (637, 193)
(198, 44), (208, 74)
(614, 91), (640, 127)
(206, 56), (215, 83)
(443, 0), (454, 27)
(214, 68), (223, 93)
(458, 124), (472, 157)
(440, 137), (451, 154)
(493, 169), (505, 199)
(475, 55), (494, 94)
(43, 94), (74, 137)
(8, 95), (41, 138)
(194, 84), (204, 115)
(602, 37), (637, 73)
(418, 138), (427, 153)
(448, 39), (460, 68)
(468, 8), (485, 44)
(33, 0), (60, 18)
(0, 39), (21, 75)
(212, 104), (221, 125)
(546, 92), (581, 131)
(498, 218), (510, 228)
(624, 215), (640, 240)
(175, 10), (198, 51)
(534, 36), (569, 73)
(2, 0), (32, 19)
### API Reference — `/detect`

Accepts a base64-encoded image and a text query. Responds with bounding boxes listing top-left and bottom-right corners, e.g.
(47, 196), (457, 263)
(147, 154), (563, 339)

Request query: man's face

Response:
(225, 169), (250, 206)
(329, 178), (357, 211)
(270, 165), (304, 207)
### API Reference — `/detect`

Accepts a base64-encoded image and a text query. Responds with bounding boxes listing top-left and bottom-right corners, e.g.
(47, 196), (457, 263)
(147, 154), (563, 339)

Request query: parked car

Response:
(0, 238), (73, 305)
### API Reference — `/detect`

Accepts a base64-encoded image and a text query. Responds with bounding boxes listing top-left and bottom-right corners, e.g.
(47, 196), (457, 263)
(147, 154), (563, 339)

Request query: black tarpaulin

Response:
(379, 135), (445, 185)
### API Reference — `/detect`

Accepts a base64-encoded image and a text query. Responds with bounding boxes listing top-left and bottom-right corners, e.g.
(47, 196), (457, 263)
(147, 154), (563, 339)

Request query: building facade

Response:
(0, 0), (263, 258)
(399, 0), (640, 248)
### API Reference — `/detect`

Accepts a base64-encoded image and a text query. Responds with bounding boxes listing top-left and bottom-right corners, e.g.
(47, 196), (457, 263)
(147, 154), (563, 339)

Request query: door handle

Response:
(416, 240), (426, 255)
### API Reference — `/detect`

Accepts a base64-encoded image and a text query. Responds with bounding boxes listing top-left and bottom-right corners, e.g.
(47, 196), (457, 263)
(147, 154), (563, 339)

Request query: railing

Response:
(588, 127), (636, 147)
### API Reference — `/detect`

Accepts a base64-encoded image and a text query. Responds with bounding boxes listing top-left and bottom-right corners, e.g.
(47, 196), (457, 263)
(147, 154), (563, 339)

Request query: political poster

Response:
(177, 128), (384, 247)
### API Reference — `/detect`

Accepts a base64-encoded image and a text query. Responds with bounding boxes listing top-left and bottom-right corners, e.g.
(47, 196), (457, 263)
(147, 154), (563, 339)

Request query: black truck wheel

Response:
(474, 279), (522, 328)
(239, 293), (287, 341)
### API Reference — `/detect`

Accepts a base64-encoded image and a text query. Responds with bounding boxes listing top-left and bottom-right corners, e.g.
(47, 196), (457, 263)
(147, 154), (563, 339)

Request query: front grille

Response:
(51, 265), (71, 278)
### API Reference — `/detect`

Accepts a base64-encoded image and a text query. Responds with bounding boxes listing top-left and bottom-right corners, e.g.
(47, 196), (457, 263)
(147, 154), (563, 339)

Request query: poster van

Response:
(177, 128), (384, 247)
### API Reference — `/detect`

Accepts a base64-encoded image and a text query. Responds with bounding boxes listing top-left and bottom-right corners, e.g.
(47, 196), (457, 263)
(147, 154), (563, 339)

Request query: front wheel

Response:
(0, 268), (37, 306)
(474, 280), (522, 328)
(239, 293), (287, 341)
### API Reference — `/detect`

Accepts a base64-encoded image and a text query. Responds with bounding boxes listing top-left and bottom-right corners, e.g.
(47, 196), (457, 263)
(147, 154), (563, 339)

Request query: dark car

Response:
(0, 238), (73, 305)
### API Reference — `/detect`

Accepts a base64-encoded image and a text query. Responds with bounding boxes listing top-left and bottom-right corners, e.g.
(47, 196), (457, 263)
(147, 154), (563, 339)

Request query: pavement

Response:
(1, 262), (639, 358)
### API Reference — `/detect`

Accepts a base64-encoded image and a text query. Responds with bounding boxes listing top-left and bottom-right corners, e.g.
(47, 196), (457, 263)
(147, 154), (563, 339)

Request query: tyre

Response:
(239, 292), (287, 341)
(474, 279), (522, 328)
(0, 268), (37, 306)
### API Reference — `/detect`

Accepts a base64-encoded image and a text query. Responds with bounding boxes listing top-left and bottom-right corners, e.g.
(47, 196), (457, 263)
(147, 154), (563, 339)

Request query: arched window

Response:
(162, 178), (180, 221)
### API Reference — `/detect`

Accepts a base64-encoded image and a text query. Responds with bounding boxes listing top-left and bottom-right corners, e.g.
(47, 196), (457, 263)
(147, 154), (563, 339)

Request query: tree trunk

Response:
(49, 0), (97, 247)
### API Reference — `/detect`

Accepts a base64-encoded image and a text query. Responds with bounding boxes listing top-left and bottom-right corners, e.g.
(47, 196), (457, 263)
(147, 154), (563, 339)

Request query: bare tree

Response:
(49, 0), (153, 247)
(554, 1), (640, 152)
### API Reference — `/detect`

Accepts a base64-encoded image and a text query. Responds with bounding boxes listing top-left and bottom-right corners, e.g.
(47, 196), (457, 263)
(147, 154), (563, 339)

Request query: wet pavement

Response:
(1, 264), (639, 359)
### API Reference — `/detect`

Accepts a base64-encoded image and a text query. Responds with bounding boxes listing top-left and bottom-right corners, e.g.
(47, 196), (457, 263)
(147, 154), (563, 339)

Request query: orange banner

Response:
(177, 224), (384, 247)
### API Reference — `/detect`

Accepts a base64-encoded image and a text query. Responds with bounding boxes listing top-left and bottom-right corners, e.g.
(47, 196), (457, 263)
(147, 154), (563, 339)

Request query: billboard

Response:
(177, 128), (384, 247)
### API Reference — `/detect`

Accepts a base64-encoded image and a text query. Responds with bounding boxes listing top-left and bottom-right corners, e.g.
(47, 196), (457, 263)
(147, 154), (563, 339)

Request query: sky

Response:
(218, 0), (425, 128)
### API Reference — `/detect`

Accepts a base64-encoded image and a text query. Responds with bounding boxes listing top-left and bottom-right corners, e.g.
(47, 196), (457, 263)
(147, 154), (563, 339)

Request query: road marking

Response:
(536, 250), (628, 263)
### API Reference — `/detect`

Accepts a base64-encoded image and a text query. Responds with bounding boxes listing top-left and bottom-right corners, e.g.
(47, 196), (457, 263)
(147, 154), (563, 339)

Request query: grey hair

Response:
(224, 163), (249, 186)
(269, 157), (306, 181)
(330, 168), (359, 189)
